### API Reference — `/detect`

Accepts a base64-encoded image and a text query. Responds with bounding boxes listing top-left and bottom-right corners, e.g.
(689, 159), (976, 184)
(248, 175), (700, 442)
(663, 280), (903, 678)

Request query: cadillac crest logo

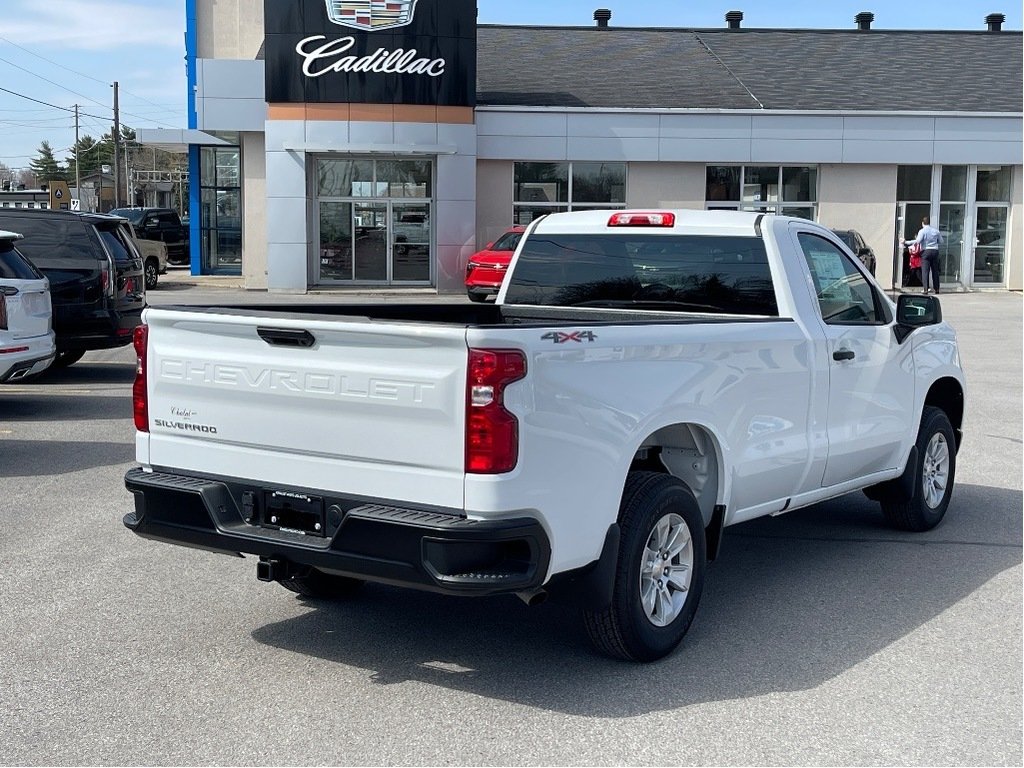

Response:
(325, 0), (420, 31)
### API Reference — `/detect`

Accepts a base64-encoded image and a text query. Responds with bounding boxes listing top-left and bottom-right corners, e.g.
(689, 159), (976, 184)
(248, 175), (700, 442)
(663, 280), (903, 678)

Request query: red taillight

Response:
(608, 212), (676, 228)
(133, 324), (149, 432)
(466, 348), (527, 474)
(0, 293), (7, 331)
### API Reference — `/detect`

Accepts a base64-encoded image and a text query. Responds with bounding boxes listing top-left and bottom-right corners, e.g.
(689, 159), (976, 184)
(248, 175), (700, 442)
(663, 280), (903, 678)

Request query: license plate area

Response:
(262, 491), (325, 537)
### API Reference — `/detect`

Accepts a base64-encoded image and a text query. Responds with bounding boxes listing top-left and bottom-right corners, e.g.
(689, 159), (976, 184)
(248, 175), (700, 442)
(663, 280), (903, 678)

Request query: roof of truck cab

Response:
(529, 209), (769, 237)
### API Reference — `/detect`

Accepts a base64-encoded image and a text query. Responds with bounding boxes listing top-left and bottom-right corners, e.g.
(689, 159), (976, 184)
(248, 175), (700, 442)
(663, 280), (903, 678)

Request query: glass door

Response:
(973, 206), (1008, 285)
(392, 203), (431, 282)
(354, 203), (388, 281)
(896, 202), (930, 289)
(316, 157), (433, 286)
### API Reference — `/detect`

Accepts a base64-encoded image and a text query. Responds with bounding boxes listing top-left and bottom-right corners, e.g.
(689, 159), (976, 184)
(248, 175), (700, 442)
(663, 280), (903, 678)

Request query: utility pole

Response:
(112, 81), (120, 208)
(74, 104), (81, 209)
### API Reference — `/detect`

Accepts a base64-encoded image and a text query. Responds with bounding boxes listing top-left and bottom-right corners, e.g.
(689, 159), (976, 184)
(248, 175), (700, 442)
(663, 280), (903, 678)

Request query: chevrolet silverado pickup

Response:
(124, 210), (966, 661)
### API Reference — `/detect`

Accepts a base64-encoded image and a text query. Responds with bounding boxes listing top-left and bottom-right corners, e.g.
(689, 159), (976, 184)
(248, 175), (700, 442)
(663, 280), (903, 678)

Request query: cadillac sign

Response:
(325, 0), (420, 32)
(264, 0), (476, 107)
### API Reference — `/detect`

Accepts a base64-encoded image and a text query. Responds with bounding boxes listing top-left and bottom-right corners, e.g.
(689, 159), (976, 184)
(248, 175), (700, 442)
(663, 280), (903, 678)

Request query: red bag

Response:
(908, 241), (922, 269)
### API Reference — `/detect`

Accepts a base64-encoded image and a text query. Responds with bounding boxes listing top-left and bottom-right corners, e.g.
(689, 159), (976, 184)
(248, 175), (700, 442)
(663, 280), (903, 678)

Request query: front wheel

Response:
(583, 472), (707, 662)
(467, 291), (488, 303)
(881, 406), (956, 531)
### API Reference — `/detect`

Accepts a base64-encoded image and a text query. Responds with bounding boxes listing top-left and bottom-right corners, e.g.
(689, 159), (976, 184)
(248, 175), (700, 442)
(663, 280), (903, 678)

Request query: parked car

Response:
(0, 209), (146, 368)
(128, 229), (168, 290)
(0, 230), (55, 382)
(109, 207), (188, 265)
(465, 226), (526, 301)
(831, 229), (877, 275)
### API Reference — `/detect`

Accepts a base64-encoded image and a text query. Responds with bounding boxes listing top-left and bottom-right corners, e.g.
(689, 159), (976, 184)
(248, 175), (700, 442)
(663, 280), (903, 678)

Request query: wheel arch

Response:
(628, 421), (727, 529)
(924, 376), (964, 451)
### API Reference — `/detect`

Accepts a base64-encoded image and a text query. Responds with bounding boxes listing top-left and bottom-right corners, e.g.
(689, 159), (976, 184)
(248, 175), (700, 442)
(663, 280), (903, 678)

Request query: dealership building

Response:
(139, 1), (1023, 294)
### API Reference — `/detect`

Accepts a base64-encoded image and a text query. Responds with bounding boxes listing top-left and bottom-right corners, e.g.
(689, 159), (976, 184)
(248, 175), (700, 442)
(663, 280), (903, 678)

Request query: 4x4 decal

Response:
(541, 331), (598, 344)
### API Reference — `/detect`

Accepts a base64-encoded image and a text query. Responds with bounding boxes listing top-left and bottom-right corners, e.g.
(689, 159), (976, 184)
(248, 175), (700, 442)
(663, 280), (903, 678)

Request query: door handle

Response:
(257, 327), (316, 348)
(833, 349), (855, 361)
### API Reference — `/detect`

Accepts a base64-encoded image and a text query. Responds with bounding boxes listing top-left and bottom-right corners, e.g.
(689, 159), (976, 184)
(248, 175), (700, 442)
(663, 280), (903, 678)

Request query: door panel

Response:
(354, 203), (388, 281)
(792, 226), (916, 487)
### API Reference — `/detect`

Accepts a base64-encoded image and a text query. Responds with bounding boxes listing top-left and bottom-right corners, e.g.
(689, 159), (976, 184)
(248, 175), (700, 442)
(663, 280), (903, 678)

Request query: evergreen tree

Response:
(29, 141), (67, 182)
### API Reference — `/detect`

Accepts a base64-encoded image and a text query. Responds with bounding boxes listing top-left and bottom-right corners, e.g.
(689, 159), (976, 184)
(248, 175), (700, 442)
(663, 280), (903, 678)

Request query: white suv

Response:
(0, 230), (55, 382)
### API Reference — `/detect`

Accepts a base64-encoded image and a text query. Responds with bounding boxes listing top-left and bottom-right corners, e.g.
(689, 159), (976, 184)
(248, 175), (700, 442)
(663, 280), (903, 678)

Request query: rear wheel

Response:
(278, 567), (364, 599)
(583, 472), (707, 662)
(881, 406), (956, 531)
(144, 258), (159, 290)
(467, 292), (488, 303)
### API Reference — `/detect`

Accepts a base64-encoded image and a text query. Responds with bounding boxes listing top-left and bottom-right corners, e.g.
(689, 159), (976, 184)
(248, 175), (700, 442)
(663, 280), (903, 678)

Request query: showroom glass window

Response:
(974, 166), (1011, 285)
(513, 162), (626, 225)
(706, 166), (818, 219)
(200, 145), (242, 275)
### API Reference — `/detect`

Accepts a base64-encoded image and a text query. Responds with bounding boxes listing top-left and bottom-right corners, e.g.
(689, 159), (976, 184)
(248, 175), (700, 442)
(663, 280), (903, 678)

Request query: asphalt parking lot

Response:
(0, 287), (1021, 766)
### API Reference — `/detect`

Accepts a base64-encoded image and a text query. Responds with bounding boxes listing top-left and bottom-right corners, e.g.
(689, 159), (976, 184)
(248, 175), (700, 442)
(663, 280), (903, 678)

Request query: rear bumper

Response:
(56, 306), (144, 351)
(123, 468), (551, 596)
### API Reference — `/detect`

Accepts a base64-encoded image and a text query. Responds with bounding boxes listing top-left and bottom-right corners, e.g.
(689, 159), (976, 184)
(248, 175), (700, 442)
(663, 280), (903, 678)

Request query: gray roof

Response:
(476, 26), (1023, 112)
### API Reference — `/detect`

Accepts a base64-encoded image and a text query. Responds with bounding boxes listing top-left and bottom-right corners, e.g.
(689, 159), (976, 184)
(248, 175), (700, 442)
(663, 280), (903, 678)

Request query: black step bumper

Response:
(123, 468), (550, 596)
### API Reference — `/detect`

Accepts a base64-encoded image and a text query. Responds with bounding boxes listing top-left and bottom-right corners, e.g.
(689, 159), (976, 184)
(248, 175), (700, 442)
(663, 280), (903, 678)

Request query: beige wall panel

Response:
(626, 163), (705, 209)
(817, 164), (899, 287)
(476, 161), (514, 249)
(242, 131), (268, 289)
(199, 0), (264, 59)
(1007, 165), (1023, 292)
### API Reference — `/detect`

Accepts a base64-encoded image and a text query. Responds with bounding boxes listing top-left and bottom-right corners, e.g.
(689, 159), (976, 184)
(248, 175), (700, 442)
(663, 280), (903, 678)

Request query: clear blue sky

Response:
(0, 0), (1020, 176)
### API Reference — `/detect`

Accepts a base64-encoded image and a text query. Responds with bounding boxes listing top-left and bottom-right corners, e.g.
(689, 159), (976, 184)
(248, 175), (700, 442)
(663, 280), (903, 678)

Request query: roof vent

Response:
(855, 12), (874, 30)
(725, 10), (744, 29)
(594, 9), (612, 27)
(985, 12), (1005, 31)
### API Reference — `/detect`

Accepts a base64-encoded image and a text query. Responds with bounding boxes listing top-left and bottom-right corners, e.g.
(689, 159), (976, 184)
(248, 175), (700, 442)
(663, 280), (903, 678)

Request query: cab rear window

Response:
(503, 234), (778, 316)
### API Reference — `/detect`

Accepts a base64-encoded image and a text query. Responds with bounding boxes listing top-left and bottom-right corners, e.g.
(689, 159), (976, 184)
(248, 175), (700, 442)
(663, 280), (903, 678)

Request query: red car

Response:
(465, 226), (526, 302)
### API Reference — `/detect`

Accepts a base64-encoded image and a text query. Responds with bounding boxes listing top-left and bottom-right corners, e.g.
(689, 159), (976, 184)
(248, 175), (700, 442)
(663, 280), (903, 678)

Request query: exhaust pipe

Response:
(257, 558), (288, 582)
(516, 588), (548, 607)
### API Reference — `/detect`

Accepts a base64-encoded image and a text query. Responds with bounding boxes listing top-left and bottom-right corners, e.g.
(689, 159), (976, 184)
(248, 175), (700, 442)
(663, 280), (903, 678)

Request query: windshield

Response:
(492, 231), (524, 251)
(109, 208), (146, 225)
(503, 234), (778, 316)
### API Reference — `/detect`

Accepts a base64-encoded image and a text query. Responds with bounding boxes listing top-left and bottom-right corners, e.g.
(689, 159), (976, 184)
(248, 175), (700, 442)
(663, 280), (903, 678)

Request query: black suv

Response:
(0, 209), (146, 367)
(109, 207), (188, 265)
(831, 229), (877, 276)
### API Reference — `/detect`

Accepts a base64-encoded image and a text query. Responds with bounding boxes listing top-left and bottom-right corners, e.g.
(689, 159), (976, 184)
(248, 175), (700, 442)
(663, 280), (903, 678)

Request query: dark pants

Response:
(920, 249), (941, 293)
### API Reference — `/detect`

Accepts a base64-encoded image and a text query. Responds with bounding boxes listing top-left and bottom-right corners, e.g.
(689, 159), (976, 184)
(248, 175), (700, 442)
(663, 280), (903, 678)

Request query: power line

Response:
(0, 53), (112, 113)
(0, 36), (184, 116)
(0, 85), (107, 120)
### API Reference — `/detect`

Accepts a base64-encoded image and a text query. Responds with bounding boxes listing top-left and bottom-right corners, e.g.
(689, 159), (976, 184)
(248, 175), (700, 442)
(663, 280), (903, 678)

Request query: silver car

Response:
(0, 230), (55, 382)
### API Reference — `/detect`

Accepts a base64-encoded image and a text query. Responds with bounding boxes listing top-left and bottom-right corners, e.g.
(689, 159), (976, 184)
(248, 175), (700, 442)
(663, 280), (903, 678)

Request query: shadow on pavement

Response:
(0, 394), (129, 422)
(0, 439), (134, 476)
(30, 362), (135, 385)
(251, 483), (1022, 717)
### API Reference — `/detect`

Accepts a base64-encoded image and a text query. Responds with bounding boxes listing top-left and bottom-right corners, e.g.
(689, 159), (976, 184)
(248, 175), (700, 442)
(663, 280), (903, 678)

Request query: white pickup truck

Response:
(124, 210), (966, 661)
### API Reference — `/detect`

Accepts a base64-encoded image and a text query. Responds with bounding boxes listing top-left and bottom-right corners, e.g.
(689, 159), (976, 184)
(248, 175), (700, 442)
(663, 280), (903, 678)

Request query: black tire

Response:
(51, 350), (86, 369)
(881, 406), (956, 532)
(583, 472), (707, 662)
(467, 292), (487, 303)
(144, 258), (159, 290)
(278, 567), (364, 599)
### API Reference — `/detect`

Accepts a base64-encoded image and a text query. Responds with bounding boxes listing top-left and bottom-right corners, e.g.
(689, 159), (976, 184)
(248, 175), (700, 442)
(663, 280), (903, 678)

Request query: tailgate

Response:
(2, 279), (51, 340)
(142, 309), (469, 509)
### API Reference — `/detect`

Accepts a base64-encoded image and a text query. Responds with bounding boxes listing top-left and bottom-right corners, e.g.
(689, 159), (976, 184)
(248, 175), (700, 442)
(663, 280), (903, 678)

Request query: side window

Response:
(158, 213), (177, 227)
(797, 232), (882, 325)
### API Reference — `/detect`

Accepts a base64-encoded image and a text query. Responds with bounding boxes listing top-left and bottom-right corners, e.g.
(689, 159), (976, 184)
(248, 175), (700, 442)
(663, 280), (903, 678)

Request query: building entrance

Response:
(316, 158), (433, 286)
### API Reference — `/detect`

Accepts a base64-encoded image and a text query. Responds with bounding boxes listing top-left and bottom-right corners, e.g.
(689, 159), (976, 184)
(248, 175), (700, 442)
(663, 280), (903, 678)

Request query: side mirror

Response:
(895, 294), (941, 342)
(145, 220), (158, 229)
